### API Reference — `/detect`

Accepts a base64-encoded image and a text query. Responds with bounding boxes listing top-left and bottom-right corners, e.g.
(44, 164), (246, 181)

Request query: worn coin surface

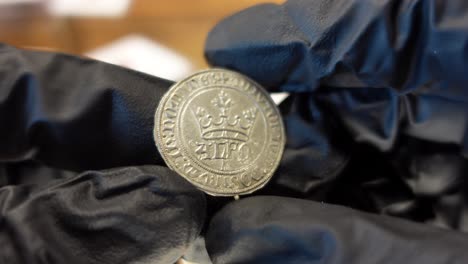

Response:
(154, 69), (285, 196)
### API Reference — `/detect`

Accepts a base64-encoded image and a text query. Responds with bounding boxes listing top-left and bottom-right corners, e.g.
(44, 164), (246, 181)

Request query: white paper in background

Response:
(270, 92), (289, 105)
(46, 0), (131, 17)
(86, 35), (194, 81)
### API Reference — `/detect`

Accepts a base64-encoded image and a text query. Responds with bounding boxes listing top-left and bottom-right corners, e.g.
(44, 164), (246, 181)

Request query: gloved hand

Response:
(0, 45), (206, 264)
(204, 0), (468, 263)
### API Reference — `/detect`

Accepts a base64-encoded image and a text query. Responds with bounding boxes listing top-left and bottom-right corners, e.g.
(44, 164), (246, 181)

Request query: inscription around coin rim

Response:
(154, 69), (285, 196)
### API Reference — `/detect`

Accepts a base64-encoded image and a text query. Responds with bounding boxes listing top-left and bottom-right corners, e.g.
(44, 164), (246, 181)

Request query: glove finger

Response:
(0, 44), (171, 171)
(261, 93), (350, 196)
(206, 196), (468, 264)
(206, 0), (468, 93)
(0, 165), (205, 264)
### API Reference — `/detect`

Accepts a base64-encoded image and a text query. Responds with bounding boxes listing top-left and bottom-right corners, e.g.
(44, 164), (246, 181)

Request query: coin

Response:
(154, 69), (285, 196)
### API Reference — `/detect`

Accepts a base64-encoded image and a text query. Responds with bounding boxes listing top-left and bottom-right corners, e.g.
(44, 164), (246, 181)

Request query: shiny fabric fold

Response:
(205, 0), (468, 233)
(0, 165), (206, 264)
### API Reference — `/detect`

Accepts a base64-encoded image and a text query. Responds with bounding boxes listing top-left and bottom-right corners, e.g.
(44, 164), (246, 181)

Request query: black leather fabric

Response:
(0, 45), (206, 264)
(203, 0), (468, 263)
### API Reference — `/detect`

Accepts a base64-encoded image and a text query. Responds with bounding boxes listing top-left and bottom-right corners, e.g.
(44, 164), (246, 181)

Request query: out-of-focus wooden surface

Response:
(0, 0), (283, 69)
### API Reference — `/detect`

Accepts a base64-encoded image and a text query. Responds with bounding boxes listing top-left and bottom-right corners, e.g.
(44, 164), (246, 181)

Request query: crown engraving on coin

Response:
(154, 69), (285, 196)
(195, 90), (257, 143)
(192, 90), (259, 170)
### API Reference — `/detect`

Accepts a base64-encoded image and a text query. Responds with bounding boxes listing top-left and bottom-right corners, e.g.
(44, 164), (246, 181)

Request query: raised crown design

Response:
(195, 90), (257, 142)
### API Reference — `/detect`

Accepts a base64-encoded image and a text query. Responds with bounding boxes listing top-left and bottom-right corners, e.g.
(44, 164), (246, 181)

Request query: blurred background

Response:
(0, 0), (282, 80)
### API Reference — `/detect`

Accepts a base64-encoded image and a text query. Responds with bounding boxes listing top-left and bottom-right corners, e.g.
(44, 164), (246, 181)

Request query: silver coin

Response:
(154, 69), (285, 196)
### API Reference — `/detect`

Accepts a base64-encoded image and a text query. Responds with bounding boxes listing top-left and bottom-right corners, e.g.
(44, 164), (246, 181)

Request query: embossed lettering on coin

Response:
(154, 69), (285, 196)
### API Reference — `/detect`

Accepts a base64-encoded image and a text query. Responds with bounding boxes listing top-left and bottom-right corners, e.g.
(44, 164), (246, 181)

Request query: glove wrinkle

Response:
(0, 165), (206, 264)
(206, 196), (468, 264)
(270, 94), (350, 195)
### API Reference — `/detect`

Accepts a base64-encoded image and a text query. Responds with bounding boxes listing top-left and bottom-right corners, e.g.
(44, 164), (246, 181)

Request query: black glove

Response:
(204, 0), (468, 263)
(207, 196), (468, 263)
(0, 45), (206, 264)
